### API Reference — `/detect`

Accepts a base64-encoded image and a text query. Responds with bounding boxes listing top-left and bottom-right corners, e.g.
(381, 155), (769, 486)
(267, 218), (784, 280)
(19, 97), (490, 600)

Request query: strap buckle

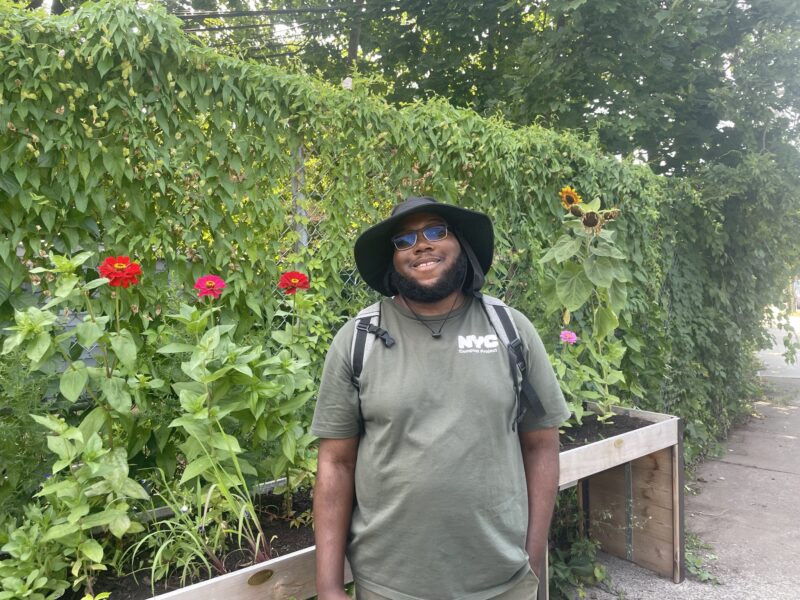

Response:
(356, 320), (396, 348)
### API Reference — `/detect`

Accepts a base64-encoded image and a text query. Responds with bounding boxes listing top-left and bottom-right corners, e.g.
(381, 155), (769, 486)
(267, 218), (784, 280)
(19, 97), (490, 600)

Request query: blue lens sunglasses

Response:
(391, 224), (449, 250)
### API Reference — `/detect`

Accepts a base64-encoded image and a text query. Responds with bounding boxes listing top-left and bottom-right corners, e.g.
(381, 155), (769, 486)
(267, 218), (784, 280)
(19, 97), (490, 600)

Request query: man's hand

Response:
(519, 426), (560, 578)
(314, 436), (359, 600)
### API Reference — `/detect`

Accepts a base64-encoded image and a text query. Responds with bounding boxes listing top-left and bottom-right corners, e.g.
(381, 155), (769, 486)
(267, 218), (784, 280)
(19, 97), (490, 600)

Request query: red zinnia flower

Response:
(278, 271), (310, 295)
(195, 274), (226, 299)
(98, 256), (142, 288)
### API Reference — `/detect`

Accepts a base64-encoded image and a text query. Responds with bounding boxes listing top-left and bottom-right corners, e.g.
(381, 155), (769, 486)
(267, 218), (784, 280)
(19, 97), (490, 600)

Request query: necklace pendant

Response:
(431, 332), (442, 339)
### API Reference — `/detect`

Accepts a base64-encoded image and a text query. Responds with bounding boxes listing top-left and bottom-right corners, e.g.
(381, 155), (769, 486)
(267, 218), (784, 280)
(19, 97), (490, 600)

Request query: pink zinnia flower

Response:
(560, 330), (578, 345)
(195, 274), (226, 299)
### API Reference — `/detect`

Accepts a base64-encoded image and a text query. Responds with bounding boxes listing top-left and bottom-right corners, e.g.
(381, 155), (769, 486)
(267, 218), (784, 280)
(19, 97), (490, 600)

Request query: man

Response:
(312, 196), (571, 600)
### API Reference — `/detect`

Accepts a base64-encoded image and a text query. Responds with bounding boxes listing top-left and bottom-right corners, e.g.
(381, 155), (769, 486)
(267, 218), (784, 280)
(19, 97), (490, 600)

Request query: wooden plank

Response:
(537, 550), (549, 600)
(592, 520), (627, 557)
(631, 448), (673, 474)
(153, 546), (353, 600)
(587, 485), (674, 545)
(631, 530), (674, 578)
(607, 404), (674, 423)
(673, 421), (686, 583)
(592, 469), (674, 511)
(560, 418), (679, 487)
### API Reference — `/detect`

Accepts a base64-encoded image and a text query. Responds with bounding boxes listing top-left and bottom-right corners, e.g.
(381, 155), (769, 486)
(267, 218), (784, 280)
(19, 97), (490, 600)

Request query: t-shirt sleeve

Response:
(510, 309), (572, 431)
(311, 320), (362, 439)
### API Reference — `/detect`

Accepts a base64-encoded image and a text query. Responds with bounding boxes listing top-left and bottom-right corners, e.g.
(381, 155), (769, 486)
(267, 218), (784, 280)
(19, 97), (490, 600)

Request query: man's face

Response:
(390, 212), (465, 301)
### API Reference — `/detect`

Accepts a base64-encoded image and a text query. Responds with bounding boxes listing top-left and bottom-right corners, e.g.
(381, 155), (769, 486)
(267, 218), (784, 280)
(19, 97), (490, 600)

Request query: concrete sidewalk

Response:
(582, 327), (800, 599)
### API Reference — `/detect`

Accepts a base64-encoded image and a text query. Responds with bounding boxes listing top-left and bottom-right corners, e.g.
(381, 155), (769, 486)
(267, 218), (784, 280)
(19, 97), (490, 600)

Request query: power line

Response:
(184, 18), (327, 34)
(173, 7), (347, 20)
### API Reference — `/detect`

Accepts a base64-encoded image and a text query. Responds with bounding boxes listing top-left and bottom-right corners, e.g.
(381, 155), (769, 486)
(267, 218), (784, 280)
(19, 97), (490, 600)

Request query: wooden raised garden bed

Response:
(144, 405), (683, 600)
(544, 404), (685, 600)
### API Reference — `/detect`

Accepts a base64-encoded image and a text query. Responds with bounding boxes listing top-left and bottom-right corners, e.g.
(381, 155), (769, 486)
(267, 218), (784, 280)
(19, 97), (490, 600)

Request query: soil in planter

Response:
(72, 489), (315, 600)
(559, 412), (653, 452)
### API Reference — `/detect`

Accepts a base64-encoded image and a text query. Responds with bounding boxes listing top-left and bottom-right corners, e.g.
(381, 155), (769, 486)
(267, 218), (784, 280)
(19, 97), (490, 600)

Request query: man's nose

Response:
(414, 235), (434, 251)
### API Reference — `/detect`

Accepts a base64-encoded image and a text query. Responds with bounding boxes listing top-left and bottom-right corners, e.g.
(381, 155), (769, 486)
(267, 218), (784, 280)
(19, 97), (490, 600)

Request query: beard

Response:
(390, 251), (468, 303)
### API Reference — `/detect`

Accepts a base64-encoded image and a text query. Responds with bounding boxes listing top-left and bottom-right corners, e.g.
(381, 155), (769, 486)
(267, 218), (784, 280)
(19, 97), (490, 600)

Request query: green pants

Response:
(355, 569), (539, 600)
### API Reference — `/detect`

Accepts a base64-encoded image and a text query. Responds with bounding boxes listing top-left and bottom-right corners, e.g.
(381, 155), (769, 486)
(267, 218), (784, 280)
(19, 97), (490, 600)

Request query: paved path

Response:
(582, 324), (800, 599)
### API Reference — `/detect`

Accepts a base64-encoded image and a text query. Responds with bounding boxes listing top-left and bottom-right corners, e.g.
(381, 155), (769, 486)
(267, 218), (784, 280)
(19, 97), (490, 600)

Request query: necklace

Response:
(403, 293), (463, 339)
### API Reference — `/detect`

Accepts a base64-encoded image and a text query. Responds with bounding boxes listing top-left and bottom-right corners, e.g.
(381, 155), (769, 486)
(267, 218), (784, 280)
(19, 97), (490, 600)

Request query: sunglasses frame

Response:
(391, 224), (450, 251)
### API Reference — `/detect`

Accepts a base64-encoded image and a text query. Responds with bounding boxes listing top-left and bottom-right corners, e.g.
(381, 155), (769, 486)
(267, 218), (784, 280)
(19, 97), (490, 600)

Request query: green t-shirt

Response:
(311, 296), (571, 600)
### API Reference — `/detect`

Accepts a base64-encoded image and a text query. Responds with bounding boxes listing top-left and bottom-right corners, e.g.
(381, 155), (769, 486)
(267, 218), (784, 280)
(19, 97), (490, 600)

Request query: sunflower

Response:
(559, 186), (582, 210)
(581, 211), (600, 228)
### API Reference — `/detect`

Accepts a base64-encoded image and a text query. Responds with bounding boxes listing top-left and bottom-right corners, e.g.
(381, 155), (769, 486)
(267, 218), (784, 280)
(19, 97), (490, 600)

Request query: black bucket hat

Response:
(354, 196), (494, 297)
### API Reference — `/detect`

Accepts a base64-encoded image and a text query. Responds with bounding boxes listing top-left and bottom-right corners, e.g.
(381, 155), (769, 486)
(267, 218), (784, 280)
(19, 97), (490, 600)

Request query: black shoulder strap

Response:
(350, 301), (395, 387)
(480, 295), (547, 429)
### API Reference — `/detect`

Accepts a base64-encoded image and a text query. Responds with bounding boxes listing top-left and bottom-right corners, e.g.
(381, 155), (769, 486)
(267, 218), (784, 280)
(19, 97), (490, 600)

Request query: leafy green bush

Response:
(0, 351), (58, 517)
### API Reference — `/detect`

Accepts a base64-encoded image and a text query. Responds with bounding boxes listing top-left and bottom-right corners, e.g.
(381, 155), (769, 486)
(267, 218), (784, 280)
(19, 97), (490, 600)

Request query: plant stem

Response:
(115, 293), (121, 334)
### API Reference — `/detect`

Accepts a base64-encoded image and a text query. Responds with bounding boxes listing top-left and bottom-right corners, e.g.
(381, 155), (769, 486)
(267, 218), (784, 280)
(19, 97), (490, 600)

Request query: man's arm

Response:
(314, 436), (359, 600)
(519, 426), (561, 578)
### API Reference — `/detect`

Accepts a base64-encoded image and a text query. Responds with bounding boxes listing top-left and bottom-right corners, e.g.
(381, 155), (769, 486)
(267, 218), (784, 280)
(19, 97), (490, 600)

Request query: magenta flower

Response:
(560, 330), (578, 345)
(195, 274), (226, 299)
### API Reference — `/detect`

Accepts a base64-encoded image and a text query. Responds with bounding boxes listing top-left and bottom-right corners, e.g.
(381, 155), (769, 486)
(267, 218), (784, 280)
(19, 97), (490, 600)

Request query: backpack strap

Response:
(350, 301), (395, 434)
(350, 301), (395, 388)
(480, 294), (547, 430)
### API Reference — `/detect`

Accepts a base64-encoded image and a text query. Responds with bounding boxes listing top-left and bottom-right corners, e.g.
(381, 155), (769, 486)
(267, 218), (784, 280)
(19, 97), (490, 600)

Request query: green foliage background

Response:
(2, 0), (797, 460)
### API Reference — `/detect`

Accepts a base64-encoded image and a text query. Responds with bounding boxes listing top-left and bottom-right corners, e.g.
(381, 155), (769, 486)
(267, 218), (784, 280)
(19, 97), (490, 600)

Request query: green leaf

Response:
(540, 234), (583, 264)
(31, 413), (68, 433)
(108, 514), (131, 538)
(41, 520), (80, 541)
(593, 306), (619, 340)
(100, 377), (132, 413)
(79, 509), (125, 530)
(109, 330), (137, 370)
(75, 321), (104, 347)
(46, 435), (74, 460)
(623, 333), (642, 352)
(608, 281), (628, 314)
(277, 390), (314, 416)
(2, 333), (24, 355)
(585, 198), (601, 212)
(79, 539), (104, 563)
(120, 478), (150, 500)
(613, 261), (632, 283)
(584, 255), (615, 288)
(83, 277), (109, 290)
(245, 294), (262, 317)
(590, 240), (626, 259)
(179, 456), (214, 484)
(97, 53), (114, 78)
(271, 329), (293, 346)
(555, 263), (593, 311)
(26, 331), (51, 363)
(157, 342), (196, 354)
(54, 274), (80, 298)
(281, 431), (297, 463)
(199, 326), (221, 351)
(60, 360), (88, 402)
(208, 432), (242, 454)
